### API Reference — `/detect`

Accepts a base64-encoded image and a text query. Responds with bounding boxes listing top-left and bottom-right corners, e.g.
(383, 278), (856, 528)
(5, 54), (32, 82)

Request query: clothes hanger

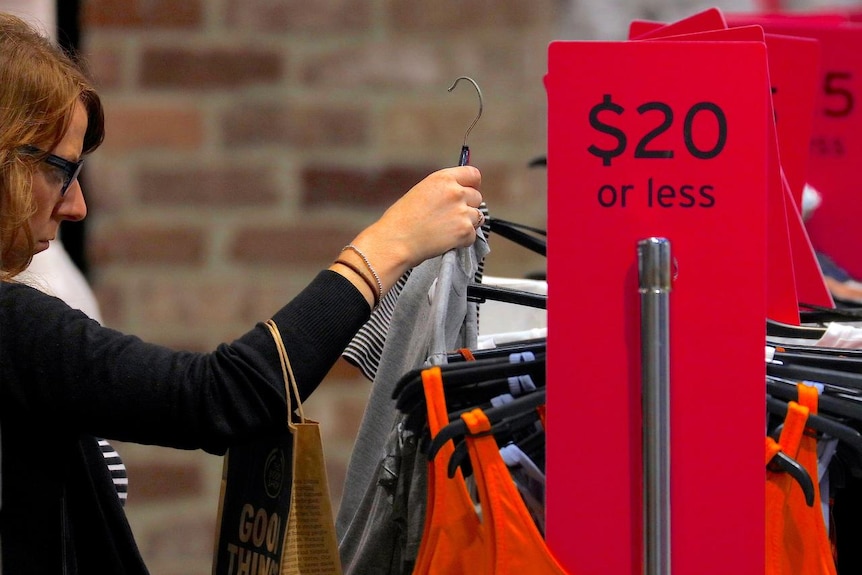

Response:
(798, 301), (862, 323)
(528, 155), (547, 167)
(768, 449), (816, 506)
(766, 318), (827, 340)
(766, 377), (862, 422)
(405, 376), (526, 438)
(392, 352), (546, 412)
(766, 361), (862, 391)
(484, 217), (546, 256)
(448, 76), (482, 167)
(467, 284), (547, 309)
(466, 216), (547, 306)
(448, 76), (548, 307)
(767, 340), (862, 358)
(426, 388), (546, 461)
(444, 337), (546, 363)
(445, 407), (543, 478)
(769, 345), (862, 373)
(766, 395), (862, 460)
(397, 357), (546, 439)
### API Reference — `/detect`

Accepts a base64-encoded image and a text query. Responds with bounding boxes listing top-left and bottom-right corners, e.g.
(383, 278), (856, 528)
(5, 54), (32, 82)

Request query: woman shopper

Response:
(0, 12), (484, 574)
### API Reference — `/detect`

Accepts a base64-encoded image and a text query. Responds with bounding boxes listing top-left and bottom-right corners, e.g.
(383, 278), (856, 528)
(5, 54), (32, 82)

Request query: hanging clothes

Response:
(766, 400), (809, 575)
(337, 234), (490, 575)
(411, 366), (486, 574)
(766, 385), (838, 574)
(460, 407), (571, 574)
(786, 384), (838, 574)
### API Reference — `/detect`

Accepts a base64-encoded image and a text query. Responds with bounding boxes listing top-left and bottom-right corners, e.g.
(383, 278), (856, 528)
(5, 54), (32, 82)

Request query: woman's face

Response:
(24, 99), (89, 256)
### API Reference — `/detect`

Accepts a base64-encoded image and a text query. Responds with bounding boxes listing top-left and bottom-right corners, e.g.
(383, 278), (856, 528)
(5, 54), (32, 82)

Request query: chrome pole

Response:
(638, 237), (672, 575)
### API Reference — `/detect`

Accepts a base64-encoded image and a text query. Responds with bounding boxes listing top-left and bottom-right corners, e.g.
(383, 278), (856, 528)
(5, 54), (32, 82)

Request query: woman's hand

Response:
(330, 166), (483, 308)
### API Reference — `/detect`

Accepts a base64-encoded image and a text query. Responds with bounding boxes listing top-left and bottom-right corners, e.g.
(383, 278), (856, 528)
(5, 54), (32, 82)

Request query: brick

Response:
(386, 0), (552, 30)
(138, 167), (280, 206)
(134, 278), (248, 326)
(137, 514), (215, 560)
(125, 460), (203, 501)
(225, 0), (373, 33)
(222, 102), (370, 148)
(78, 44), (123, 91)
(380, 101), (466, 152)
(83, 0), (203, 28)
(90, 281), (125, 327)
(102, 105), (204, 152)
(89, 226), (206, 266)
(300, 165), (435, 207)
(229, 225), (353, 265)
(300, 41), (442, 89)
(330, 390), (373, 439)
(140, 47), (284, 90)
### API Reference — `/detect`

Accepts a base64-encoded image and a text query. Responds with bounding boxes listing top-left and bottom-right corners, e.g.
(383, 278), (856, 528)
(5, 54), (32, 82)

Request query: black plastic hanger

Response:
(392, 352), (546, 412)
(426, 388), (546, 461)
(766, 341), (862, 359)
(467, 283), (547, 308)
(398, 359), (545, 440)
(767, 362), (862, 391)
(766, 395), (862, 460)
(445, 408), (542, 478)
(444, 337), (546, 363)
(798, 301), (862, 323)
(769, 346), (862, 372)
(768, 449), (815, 506)
(404, 376), (523, 439)
(766, 377), (862, 423)
(767, 318), (827, 340)
(485, 217), (546, 256)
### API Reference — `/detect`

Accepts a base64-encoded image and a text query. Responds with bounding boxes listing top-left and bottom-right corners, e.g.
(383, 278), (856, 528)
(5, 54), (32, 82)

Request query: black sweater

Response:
(0, 270), (370, 574)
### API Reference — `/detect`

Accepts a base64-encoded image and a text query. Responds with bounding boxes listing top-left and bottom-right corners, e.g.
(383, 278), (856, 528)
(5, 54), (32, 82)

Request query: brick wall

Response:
(79, 0), (554, 572)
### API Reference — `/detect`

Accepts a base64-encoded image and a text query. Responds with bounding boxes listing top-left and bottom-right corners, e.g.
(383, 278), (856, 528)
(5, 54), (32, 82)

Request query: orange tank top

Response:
(765, 399), (808, 575)
(462, 407), (572, 574)
(411, 366), (486, 575)
(766, 384), (837, 575)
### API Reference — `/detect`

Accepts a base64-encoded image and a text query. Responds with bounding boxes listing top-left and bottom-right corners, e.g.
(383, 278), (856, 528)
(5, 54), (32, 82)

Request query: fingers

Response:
(440, 166), (483, 243)
(473, 208), (486, 229)
(451, 165), (482, 207)
(454, 165), (481, 188)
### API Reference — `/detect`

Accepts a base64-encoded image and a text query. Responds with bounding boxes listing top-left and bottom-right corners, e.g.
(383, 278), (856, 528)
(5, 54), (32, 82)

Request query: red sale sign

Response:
(547, 40), (769, 574)
(728, 15), (862, 280)
(631, 18), (833, 314)
(632, 7), (726, 38)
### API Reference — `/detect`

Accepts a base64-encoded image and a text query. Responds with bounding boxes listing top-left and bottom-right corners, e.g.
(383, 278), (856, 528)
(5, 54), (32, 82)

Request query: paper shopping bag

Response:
(212, 320), (343, 575)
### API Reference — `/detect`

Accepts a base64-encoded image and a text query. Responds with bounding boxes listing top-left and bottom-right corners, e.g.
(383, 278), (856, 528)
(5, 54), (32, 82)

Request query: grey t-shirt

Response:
(337, 235), (490, 574)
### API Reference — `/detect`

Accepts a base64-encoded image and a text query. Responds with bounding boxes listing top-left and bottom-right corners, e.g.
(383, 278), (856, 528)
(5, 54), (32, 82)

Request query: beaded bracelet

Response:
(341, 244), (384, 306)
(334, 258), (380, 310)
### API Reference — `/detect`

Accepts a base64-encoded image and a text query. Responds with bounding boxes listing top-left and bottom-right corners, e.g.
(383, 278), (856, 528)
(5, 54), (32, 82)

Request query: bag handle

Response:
(265, 319), (306, 428)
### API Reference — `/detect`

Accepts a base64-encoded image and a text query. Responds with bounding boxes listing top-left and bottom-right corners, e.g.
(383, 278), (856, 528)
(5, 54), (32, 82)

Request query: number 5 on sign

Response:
(823, 71), (854, 117)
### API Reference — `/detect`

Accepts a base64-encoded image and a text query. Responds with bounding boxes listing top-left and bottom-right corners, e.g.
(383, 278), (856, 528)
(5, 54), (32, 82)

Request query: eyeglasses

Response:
(21, 145), (84, 197)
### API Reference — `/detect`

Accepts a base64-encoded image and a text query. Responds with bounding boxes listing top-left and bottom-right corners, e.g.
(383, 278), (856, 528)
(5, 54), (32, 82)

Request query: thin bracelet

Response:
(334, 258), (380, 309)
(341, 244), (384, 305)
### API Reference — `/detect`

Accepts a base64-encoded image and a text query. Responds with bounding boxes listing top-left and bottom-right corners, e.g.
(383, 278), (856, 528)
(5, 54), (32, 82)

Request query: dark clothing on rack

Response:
(817, 251), (853, 283)
(0, 271), (369, 574)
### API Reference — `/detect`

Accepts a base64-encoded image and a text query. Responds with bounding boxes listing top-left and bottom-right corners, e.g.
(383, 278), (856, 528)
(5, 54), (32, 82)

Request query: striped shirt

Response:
(97, 438), (127, 506)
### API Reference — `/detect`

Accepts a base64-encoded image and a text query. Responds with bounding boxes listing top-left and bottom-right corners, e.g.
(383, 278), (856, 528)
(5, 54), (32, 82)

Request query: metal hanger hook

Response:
(448, 76), (483, 147)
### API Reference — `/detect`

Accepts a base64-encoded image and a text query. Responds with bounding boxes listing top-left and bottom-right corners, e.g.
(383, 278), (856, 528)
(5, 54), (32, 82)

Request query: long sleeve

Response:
(0, 269), (370, 454)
